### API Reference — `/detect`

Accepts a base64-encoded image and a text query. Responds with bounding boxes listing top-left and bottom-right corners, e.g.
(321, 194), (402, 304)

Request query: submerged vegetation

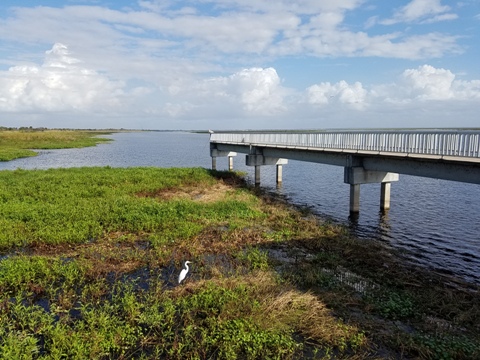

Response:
(0, 166), (479, 359)
(0, 129), (112, 161)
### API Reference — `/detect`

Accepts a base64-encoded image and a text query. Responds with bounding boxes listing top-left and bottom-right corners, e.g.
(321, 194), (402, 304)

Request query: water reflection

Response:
(377, 210), (392, 240)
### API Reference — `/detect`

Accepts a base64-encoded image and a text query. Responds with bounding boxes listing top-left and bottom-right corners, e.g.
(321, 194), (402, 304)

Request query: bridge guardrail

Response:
(211, 131), (480, 158)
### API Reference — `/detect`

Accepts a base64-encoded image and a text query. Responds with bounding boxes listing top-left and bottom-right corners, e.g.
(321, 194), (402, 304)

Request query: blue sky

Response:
(0, 0), (479, 130)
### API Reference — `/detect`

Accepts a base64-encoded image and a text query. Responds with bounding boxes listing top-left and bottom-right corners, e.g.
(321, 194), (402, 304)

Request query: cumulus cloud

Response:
(164, 67), (287, 117)
(228, 68), (286, 114)
(306, 81), (367, 109)
(303, 64), (480, 112)
(401, 64), (455, 100)
(372, 64), (480, 103)
(0, 43), (126, 112)
(1, 41), (479, 124)
(382, 0), (458, 25)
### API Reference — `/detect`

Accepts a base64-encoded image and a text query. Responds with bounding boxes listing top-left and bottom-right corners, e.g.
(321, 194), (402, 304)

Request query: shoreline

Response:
(0, 134), (479, 357)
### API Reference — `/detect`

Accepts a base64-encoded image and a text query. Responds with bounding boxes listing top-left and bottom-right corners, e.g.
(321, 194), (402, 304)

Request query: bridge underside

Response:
(211, 142), (480, 212)
(212, 143), (480, 185)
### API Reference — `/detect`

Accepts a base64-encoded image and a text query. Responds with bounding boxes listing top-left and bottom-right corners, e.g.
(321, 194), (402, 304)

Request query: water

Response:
(1, 131), (479, 284)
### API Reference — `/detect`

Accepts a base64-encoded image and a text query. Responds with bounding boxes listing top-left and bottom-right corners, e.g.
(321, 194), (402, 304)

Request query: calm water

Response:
(1, 131), (479, 284)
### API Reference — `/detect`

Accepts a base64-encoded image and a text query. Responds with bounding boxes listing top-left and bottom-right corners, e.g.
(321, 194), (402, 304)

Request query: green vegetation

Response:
(0, 129), (112, 161)
(0, 166), (479, 359)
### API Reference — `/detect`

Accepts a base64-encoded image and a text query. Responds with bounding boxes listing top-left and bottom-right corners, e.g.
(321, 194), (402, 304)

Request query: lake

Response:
(1, 131), (479, 284)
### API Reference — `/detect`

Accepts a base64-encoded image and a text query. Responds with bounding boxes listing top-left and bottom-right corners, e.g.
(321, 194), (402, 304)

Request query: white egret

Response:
(178, 261), (192, 284)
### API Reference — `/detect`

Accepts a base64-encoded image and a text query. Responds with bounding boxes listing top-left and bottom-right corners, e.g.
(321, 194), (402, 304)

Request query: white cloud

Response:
(304, 64), (480, 115)
(228, 68), (286, 114)
(0, 43), (127, 112)
(382, 0), (458, 25)
(0, 1), (477, 129)
(0, 2), (463, 66)
(372, 64), (480, 103)
(1, 41), (479, 127)
(163, 67), (287, 118)
(199, 0), (364, 14)
(306, 81), (367, 109)
(401, 64), (455, 100)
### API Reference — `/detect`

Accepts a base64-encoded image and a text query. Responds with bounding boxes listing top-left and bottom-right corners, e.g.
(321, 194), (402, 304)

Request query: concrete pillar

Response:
(350, 184), (360, 213)
(345, 166), (398, 213)
(210, 149), (237, 171)
(254, 166), (261, 185)
(246, 152), (287, 186)
(276, 164), (283, 184)
(380, 182), (391, 210)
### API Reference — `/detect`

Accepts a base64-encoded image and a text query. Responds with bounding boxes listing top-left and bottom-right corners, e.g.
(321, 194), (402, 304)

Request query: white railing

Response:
(210, 130), (480, 158)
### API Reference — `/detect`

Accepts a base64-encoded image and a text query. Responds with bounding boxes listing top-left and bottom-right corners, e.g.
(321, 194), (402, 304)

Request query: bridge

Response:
(209, 130), (480, 212)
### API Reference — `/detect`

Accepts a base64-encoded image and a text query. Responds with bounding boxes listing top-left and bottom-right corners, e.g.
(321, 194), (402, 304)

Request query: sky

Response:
(0, 0), (479, 130)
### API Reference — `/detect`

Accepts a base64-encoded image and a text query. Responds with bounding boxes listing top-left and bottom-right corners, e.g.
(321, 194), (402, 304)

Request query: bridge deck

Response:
(211, 130), (480, 159)
(210, 130), (480, 185)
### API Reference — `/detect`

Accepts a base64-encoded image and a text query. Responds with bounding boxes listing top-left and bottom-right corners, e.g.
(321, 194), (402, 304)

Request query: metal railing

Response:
(210, 130), (480, 158)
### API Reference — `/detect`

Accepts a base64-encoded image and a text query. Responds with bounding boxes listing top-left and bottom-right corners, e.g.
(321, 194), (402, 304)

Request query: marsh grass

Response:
(0, 167), (479, 359)
(0, 129), (112, 161)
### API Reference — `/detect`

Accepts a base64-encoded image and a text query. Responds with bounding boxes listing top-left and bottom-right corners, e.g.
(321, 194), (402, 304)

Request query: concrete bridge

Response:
(209, 130), (480, 212)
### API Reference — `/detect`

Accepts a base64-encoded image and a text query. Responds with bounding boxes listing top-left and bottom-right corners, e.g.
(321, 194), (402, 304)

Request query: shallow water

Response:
(1, 131), (479, 284)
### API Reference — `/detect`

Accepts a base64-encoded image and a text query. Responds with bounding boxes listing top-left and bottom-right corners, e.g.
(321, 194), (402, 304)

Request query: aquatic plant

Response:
(0, 129), (112, 161)
(0, 166), (479, 358)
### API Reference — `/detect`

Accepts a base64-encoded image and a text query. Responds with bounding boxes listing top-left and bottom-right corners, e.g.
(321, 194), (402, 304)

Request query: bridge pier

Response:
(210, 147), (237, 171)
(380, 182), (391, 210)
(246, 151), (288, 185)
(254, 165), (261, 185)
(252, 163), (284, 186)
(276, 164), (284, 184)
(344, 166), (399, 213)
(349, 184), (361, 213)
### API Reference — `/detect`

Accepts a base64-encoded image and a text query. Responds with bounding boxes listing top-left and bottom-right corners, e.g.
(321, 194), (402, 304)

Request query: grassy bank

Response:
(0, 129), (112, 161)
(0, 167), (479, 359)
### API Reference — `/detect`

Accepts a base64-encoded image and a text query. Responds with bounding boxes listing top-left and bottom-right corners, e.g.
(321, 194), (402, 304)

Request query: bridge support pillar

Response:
(276, 164), (283, 184)
(350, 184), (361, 213)
(255, 166), (261, 185)
(344, 166), (399, 213)
(210, 147), (237, 171)
(246, 153), (288, 185)
(380, 182), (391, 210)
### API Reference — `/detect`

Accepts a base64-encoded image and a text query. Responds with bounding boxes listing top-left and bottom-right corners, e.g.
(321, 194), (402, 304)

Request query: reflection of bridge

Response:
(209, 130), (480, 212)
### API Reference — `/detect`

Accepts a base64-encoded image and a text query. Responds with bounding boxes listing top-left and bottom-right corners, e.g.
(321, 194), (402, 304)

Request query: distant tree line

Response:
(0, 127), (121, 132)
(0, 126), (48, 131)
